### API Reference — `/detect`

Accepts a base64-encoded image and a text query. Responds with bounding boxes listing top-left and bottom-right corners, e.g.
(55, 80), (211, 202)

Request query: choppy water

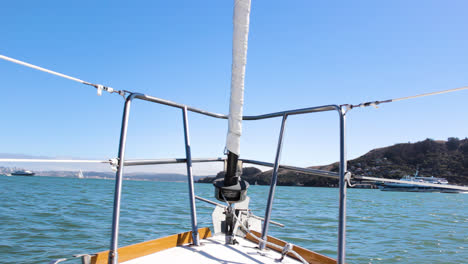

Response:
(0, 175), (467, 264)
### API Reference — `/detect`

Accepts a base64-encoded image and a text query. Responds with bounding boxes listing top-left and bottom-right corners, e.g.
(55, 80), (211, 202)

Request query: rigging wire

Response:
(344, 86), (468, 110)
(2, 54), (468, 189)
(2, 54), (466, 108)
(0, 158), (111, 163)
(0, 54), (126, 98)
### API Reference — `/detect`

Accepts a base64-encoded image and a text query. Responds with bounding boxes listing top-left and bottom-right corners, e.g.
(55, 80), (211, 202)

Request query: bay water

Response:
(0, 175), (466, 263)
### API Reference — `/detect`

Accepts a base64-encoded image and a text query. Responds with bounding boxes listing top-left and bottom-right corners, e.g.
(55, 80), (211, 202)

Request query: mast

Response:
(225, 0), (252, 187)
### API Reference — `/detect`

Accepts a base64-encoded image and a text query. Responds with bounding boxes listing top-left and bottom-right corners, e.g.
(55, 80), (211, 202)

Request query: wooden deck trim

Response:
(245, 230), (337, 264)
(90, 227), (212, 264)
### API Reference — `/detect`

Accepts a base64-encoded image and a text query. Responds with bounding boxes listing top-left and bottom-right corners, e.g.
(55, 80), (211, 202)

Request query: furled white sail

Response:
(226, 0), (251, 156)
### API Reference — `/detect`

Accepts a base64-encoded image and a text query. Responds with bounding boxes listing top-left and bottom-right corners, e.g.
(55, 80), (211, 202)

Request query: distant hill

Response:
(197, 166), (339, 187)
(0, 167), (206, 182)
(348, 137), (468, 185)
(197, 137), (468, 187)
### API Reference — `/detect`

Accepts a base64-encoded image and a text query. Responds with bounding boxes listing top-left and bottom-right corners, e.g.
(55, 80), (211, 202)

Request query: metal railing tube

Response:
(182, 106), (200, 245)
(260, 114), (288, 249)
(131, 92), (340, 122)
(243, 105), (337, 120)
(134, 94), (228, 119)
(123, 157), (225, 166)
(108, 94), (136, 264)
(337, 106), (347, 264)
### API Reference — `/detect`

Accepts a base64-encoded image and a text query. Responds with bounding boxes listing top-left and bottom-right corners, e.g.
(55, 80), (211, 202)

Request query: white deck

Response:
(123, 234), (302, 264)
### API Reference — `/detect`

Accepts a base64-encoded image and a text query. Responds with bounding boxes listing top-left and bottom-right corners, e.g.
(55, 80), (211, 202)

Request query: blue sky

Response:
(1, 0), (467, 175)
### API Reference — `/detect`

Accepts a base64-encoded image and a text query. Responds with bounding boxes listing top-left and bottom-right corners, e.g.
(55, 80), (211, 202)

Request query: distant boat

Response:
(11, 170), (35, 176)
(377, 170), (461, 193)
(78, 169), (84, 179)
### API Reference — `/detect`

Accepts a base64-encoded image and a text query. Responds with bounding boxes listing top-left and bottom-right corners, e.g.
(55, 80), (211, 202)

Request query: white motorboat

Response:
(11, 170), (35, 176)
(377, 170), (463, 193)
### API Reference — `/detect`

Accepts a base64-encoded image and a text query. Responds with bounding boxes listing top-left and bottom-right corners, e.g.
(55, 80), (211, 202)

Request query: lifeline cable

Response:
(0, 158), (111, 164)
(3, 55), (466, 106)
(0, 54), (126, 97)
(344, 86), (468, 110)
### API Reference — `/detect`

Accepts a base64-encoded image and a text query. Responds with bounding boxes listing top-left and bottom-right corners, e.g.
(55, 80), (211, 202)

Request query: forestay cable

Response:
(0, 54), (126, 97)
(226, 0), (251, 156)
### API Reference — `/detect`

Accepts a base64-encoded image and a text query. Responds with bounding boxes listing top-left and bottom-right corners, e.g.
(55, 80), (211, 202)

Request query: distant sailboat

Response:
(78, 169), (84, 179)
